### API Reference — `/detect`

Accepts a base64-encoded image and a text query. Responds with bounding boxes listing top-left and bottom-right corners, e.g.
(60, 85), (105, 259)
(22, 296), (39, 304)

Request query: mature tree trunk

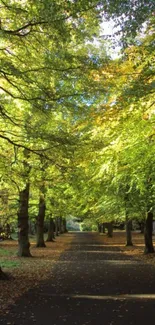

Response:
(17, 149), (31, 257)
(102, 223), (105, 233)
(107, 222), (113, 237)
(126, 217), (133, 246)
(144, 211), (154, 254)
(55, 217), (59, 236)
(98, 223), (102, 233)
(17, 183), (31, 257)
(62, 218), (67, 233)
(0, 267), (9, 280)
(59, 216), (63, 234)
(124, 189), (133, 246)
(46, 218), (55, 242)
(36, 191), (46, 247)
(53, 220), (56, 237)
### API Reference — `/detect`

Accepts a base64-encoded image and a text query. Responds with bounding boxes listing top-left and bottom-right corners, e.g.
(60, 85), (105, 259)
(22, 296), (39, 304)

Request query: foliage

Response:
(0, 0), (155, 248)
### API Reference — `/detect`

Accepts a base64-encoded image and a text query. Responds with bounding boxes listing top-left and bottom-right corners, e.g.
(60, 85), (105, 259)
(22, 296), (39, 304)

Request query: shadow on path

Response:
(1, 232), (155, 325)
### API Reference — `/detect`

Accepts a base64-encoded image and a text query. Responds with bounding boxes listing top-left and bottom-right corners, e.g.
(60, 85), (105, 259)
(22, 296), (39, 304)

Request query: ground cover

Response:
(101, 231), (155, 263)
(0, 231), (155, 315)
(0, 234), (72, 314)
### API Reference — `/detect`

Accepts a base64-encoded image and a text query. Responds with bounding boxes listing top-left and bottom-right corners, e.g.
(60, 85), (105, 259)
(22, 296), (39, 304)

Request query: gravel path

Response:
(1, 232), (155, 325)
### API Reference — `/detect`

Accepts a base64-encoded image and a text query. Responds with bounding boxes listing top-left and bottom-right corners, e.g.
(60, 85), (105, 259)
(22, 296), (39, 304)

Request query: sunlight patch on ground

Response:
(40, 293), (155, 301)
(51, 260), (142, 265)
(65, 250), (122, 253)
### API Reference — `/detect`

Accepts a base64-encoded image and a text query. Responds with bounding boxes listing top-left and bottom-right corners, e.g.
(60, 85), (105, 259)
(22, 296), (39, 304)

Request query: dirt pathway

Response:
(1, 232), (155, 325)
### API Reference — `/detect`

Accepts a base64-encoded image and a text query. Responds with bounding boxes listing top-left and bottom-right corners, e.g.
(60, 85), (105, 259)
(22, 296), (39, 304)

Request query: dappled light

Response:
(38, 293), (155, 301)
(0, 1), (155, 324)
(1, 232), (155, 325)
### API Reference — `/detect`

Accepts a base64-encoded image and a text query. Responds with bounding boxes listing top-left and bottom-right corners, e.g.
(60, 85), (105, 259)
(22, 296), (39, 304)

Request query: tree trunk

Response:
(36, 192), (46, 247)
(102, 223), (105, 233)
(0, 267), (9, 280)
(59, 216), (63, 234)
(17, 183), (31, 257)
(55, 217), (59, 236)
(126, 217), (133, 246)
(124, 190), (133, 246)
(46, 218), (55, 242)
(62, 218), (67, 233)
(144, 211), (154, 254)
(107, 222), (113, 237)
(98, 223), (102, 233)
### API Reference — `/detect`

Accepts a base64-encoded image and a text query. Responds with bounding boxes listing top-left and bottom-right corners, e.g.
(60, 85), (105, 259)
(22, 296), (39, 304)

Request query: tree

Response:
(1, 0), (155, 280)
(17, 149), (31, 257)
(0, 267), (9, 280)
(46, 218), (55, 242)
(36, 184), (46, 248)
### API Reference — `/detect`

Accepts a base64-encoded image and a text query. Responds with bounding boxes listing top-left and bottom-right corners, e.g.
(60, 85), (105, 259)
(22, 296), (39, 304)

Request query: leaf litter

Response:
(0, 231), (155, 315)
(0, 234), (72, 314)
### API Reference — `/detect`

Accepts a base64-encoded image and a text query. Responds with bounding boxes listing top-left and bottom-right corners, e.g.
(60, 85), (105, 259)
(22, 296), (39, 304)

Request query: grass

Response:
(0, 247), (20, 269)
(0, 247), (15, 256)
(1, 260), (20, 268)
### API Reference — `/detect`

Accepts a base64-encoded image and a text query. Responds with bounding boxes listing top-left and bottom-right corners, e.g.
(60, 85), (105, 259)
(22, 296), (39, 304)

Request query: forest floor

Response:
(0, 234), (72, 313)
(1, 231), (155, 324)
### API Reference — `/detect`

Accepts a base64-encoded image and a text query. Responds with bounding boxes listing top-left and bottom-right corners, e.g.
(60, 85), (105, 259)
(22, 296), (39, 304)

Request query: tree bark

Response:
(107, 222), (113, 237)
(102, 223), (105, 233)
(46, 218), (55, 242)
(126, 217), (133, 246)
(59, 216), (63, 234)
(55, 217), (59, 236)
(17, 182), (31, 257)
(36, 191), (46, 247)
(98, 223), (102, 233)
(144, 211), (154, 254)
(124, 190), (133, 246)
(62, 218), (67, 233)
(0, 267), (9, 280)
